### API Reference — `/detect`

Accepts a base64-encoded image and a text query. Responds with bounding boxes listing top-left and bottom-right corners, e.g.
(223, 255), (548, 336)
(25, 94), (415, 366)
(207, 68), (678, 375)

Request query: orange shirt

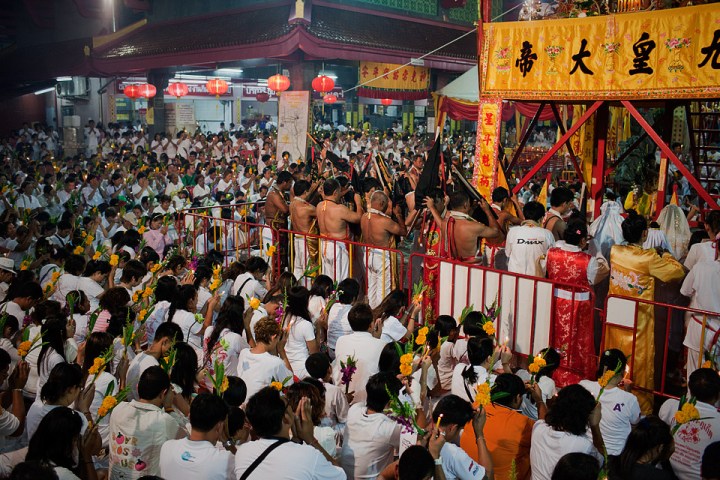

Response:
(460, 403), (534, 480)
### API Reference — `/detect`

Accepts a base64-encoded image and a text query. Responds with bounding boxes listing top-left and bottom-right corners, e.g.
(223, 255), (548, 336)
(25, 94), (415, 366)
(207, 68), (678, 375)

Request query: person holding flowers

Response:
(658, 368), (720, 480)
(79, 260), (112, 311)
(142, 213), (172, 258)
(372, 289), (418, 344)
(34, 315), (69, 402)
(203, 295), (249, 385)
(451, 337), (503, 404)
(516, 347), (560, 421)
(81, 332), (121, 448)
(579, 349), (640, 462)
(125, 322), (182, 402)
(283, 286), (319, 380)
(529, 384), (604, 480)
(166, 284), (212, 360)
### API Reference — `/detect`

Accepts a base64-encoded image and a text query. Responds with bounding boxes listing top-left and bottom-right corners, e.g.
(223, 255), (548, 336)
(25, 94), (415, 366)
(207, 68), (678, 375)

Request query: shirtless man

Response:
(361, 191), (407, 307)
(316, 178), (363, 281)
(441, 191), (503, 264)
(289, 179), (318, 286)
(264, 171), (293, 271)
(486, 187), (524, 269)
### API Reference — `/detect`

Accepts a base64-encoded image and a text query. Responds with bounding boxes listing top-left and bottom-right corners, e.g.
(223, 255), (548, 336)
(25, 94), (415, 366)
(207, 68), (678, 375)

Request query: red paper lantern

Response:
(167, 82), (189, 98)
(267, 74), (290, 94)
(124, 84), (140, 99)
(311, 75), (335, 94)
(380, 98), (393, 106)
(138, 83), (157, 99)
(256, 92), (270, 103)
(206, 78), (229, 97)
(323, 94), (337, 104)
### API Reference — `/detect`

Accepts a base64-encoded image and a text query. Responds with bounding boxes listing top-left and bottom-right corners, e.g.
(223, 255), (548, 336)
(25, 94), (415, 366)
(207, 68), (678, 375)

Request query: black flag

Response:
(415, 136), (444, 207)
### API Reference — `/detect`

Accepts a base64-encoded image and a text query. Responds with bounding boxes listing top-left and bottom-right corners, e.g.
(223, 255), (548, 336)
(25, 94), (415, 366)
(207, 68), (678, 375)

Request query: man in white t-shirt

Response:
(110, 366), (186, 480)
(579, 351), (641, 457)
(235, 386), (345, 479)
(326, 278), (360, 352)
(160, 393), (234, 480)
(125, 323), (181, 401)
(340, 372), (402, 479)
(658, 368), (720, 480)
(505, 201), (555, 276)
(332, 304), (385, 406)
(432, 395), (492, 480)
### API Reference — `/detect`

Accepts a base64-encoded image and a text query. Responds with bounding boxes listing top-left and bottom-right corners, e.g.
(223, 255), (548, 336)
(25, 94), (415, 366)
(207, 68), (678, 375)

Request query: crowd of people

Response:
(0, 118), (717, 480)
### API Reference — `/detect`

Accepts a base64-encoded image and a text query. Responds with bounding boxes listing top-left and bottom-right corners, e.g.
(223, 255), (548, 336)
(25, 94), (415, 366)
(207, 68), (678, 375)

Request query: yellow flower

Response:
(220, 376), (229, 393)
(418, 327), (429, 337)
(674, 410), (689, 425)
(101, 395), (118, 410)
(150, 264), (161, 273)
(109, 254), (119, 267)
(598, 370), (616, 388)
(270, 381), (283, 391)
(81, 231), (87, 238)
(138, 226), (147, 234)
(92, 252), (101, 260)
(474, 383), (491, 407)
(17, 340), (31, 358)
(265, 245), (276, 257)
(213, 265), (222, 276)
(400, 353), (413, 365)
(85, 235), (94, 246)
(73, 246), (84, 255)
(98, 406), (108, 418)
(51, 271), (61, 282)
(415, 334), (427, 346)
(534, 357), (547, 368)
(701, 360), (712, 369)
(528, 363), (540, 374)
(249, 297), (261, 310)
(132, 291), (141, 303)
(20, 263), (28, 271)
(239, 208), (247, 217)
(681, 403), (700, 420)
(399, 363), (413, 376)
(162, 355), (170, 365)
(482, 322), (495, 336)
(138, 309), (148, 321)
(142, 286), (154, 299)
(88, 357), (104, 376)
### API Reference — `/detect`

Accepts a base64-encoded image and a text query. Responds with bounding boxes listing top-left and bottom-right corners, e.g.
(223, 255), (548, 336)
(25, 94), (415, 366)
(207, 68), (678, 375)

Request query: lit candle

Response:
(436, 413), (444, 431)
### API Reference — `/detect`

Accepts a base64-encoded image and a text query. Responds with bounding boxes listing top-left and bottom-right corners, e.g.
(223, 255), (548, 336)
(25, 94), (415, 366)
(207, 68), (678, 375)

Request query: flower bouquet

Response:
(340, 355), (357, 394)
(596, 359), (624, 401)
(672, 395), (710, 435)
(527, 350), (551, 384)
(324, 283), (343, 314)
(95, 381), (129, 423)
(207, 359), (229, 397)
(17, 329), (47, 360)
(411, 281), (428, 305)
(269, 375), (293, 393)
(384, 386), (425, 436)
(159, 342), (177, 374)
(87, 346), (114, 386)
(209, 264), (223, 292)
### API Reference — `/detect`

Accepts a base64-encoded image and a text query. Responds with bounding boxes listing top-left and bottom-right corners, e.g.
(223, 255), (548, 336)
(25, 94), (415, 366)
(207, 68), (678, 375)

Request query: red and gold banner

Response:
(480, 3), (720, 100)
(358, 62), (430, 100)
(473, 98), (503, 199)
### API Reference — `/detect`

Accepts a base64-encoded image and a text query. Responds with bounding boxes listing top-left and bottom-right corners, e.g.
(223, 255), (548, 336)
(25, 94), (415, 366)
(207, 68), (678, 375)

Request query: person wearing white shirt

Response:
(166, 286), (209, 363)
(305, 353), (349, 428)
(109, 366), (186, 480)
(159, 393), (234, 480)
(84, 119), (100, 156)
(680, 257), (720, 381)
(658, 368), (720, 480)
(231, 258), (269, 300)
(283, 287), (319, 380)
(236, 386), (346, 480)
(15, 182), (41, 212)
(529, 384), (604, 480)
(237, 317), (294, 400)
(247, 298), (281, 343)
(332, 304), (386, 406)
(326, 278), (361, 353)
(578, 350), (640, 457)
(125, 323), (181, 401)
(451, 337), (506, 404)
(432, 395), (492, 480)
(202, 299), (249, 381)
(340, 372), (402, 479)
(505, 201), (556, 276)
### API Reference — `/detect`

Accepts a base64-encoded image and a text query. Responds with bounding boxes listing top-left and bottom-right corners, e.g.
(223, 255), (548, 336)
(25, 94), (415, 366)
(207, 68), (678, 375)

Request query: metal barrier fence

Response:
(601, 294), (720, 406)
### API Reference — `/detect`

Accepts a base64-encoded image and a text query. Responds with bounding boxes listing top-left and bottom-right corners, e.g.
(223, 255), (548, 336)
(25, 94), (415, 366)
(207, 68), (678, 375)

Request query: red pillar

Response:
(592, 104), (609, 219)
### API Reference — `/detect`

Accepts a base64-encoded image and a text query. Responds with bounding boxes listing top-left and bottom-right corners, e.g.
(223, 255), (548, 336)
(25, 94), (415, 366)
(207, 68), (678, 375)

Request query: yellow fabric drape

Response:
(607, 245), (685, 414)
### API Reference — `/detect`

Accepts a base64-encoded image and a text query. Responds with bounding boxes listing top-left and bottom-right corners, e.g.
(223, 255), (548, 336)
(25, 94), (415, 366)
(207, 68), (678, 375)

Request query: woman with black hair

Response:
(546, 218), (609, 386)
(142, 213), (171, 258)
(450, 336), (497, 403)
(52, 254), (86, 307)
(25, 363), (94, 441)
(169, 342), (198, 406)
(283, 286), (318, 380)
(517, 347), (560, 421)
(261, 270), (296, 304)
(34, 316), (69, 402)
(144, 275), (177, 345)
(230, 256), (268, 300)
(613, 416), (676, 480)
(203, 295), (248, 379)
(78, 259), (112, 311)
(530, 384), (604, 480)
(80, 332), (119, 448)
(26, 406), (102, 480)
(580, 349), (640, 461)
(166, 284), (216, 359)
(606, 210), (685, 414)
(308, 274), (333, 323)
(193, 265), (213, 314)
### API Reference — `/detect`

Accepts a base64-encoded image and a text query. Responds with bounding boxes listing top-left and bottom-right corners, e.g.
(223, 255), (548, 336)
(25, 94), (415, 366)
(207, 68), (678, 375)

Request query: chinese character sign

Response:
(358, 62), (430, 99)
(473, 99), (503, 199)
(481, 3), (720, 100)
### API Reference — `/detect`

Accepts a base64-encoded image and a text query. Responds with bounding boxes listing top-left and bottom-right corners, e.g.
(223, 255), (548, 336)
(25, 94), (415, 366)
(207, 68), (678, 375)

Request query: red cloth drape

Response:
(437, 96), (564, 122)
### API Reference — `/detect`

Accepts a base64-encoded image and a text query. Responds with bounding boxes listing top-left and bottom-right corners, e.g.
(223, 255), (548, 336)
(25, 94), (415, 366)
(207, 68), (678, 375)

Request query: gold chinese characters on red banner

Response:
(480, 3), (720, 100)
(473, 99), (503, 199)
